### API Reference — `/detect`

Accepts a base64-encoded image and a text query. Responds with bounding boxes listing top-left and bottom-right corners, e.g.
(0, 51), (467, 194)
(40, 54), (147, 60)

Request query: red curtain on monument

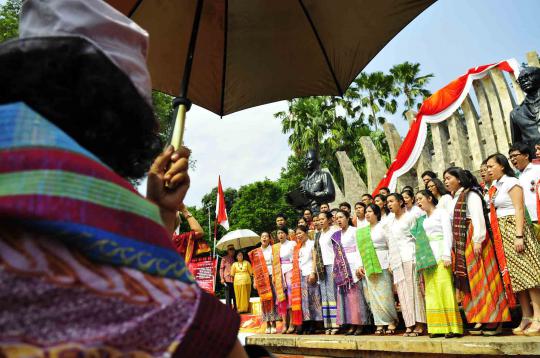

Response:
(372, 59), (520, 195)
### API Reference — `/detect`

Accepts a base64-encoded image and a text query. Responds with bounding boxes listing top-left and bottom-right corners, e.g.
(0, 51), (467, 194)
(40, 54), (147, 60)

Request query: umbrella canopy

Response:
(107, 0), (434, 116)
(216, 229), (260, 251)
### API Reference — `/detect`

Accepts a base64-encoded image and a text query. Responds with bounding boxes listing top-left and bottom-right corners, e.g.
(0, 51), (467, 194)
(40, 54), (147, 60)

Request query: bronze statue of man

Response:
(286, 149), (335, 214)
(510, 66), (540, 148)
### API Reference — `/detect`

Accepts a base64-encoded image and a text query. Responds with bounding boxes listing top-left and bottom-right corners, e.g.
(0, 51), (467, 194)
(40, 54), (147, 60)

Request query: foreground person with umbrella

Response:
(0, 1), (246, 357)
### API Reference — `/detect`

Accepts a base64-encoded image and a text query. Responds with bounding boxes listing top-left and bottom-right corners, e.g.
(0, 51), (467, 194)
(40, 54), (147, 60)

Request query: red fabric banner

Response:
(373, 59), (519, 194)
(188, 256), (218, 294)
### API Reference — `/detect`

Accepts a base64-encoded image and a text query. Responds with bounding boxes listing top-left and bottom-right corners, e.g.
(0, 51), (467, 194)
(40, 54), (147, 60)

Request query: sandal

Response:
(374, 327), (385, 335)
(330, 328), (340, 335)
(385, 328), (395, 335)
(286, 325), (296, 334)
(513, 317), (532, 335)
(524, 318), (540, 336)
(469, 323), (483, 336)
(265, 327), (271, 334)
(325, 329), (331, 335)
(353, 327), (364, 336)
(403, 328), (413, 337)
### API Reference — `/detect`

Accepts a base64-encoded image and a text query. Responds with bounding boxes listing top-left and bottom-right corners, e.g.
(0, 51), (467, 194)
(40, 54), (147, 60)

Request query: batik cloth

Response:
(395, 261), (426, 327)
(0, 102), (239, 357)
(363, 269), (398, 326)
(497, 215), (540, 292)
(300, 276), (323, 321)
(423, 262), (464, 334)
(336, 281), (371, 326)
(320, 265), (338, 329)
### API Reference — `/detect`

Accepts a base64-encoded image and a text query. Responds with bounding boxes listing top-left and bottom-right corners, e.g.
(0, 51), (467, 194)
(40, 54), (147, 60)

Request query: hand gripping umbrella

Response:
(108, 0), (434, 149)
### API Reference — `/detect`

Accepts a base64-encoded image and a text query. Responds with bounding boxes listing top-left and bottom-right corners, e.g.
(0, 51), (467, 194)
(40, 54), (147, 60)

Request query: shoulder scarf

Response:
(356, 225), (382, 277)
(411, 215), (437, 273)
(248, 247), (273, 312)
(331, 230), (354, 292)
(291, 243), (304, 326)
(452, 189), (470, 293)
(488, 186), (517, 307)
(313, 231), (325, 280)
(0, 102), (193, 283)
(271, 243), (286, 304)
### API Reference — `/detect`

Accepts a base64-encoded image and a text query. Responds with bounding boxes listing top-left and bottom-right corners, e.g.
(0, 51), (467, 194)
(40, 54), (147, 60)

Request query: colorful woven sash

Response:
(291, 243), (303, 325)
(488, 186), (517, 307)
(356, 225), (382, 277)
(248, 247), (273, 312)
(411, 215), (437, 273)
(271, 243), (286, 304)
(313, 231), (326, 280)
(452, 189), (470, 293)
(0, 102), (193, 283)
(331, 230), (354, 292)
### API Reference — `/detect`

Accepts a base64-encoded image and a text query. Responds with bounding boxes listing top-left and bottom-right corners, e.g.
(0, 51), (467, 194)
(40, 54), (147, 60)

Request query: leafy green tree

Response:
(390, 61), (433, 118)
(0, 0), (21, 43)
(276, 155), (307, 194)
(228, 180), (296, 236)
(352, 71), (398, 130)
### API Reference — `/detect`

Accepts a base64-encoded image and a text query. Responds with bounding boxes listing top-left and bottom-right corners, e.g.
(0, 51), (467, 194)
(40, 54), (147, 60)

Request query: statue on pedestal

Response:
(511, 67), (540, 148)
(286, 149), (335, 214)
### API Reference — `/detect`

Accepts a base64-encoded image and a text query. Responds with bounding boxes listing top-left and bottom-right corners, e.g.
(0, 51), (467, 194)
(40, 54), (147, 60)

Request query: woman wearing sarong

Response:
(293, 226), (322, 334)
(250, 232), (280, 333)
(444, 167), (511, 336)
(415, 190), (464, 338)
(332, 210), (371, 335)
(313, 212), (340, 334)
(486, 154), (540, 336)
(357, 204), (398, 335)
(230, 252), (253, 313)
(386, 193), (427, 337)
(0, 1), (244, 356)
(276, 227), (297, 333)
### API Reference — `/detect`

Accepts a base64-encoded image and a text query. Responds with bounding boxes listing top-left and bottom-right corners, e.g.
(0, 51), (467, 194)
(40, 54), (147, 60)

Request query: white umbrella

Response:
(216, 229), (260, 251)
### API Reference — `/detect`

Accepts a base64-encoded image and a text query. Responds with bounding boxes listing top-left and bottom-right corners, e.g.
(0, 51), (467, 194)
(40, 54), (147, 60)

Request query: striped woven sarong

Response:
(461, 221), (511, 323)
(320, 264), (338, 329)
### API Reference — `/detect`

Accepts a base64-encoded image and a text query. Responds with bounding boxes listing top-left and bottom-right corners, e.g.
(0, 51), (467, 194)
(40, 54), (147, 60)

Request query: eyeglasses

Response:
(509, 153), (525, 159)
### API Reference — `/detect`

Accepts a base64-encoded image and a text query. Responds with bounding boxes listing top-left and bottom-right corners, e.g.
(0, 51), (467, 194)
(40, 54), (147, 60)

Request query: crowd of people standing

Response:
(225, 142), (540, 338)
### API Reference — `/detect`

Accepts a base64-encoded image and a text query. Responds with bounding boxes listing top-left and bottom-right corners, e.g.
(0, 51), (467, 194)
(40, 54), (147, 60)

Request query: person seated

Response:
(0, 1), (244, 356)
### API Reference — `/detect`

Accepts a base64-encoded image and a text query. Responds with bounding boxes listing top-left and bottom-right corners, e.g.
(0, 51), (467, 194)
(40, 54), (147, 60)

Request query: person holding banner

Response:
(415, 190), (463, 338)
(230, 251), (253, 313)
(249, 232), (280, 334)
(356, 204), (398, 335)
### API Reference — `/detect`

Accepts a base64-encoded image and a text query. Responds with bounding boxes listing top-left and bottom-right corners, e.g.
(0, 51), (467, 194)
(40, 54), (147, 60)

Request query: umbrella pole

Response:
(170, 101), (188, 150)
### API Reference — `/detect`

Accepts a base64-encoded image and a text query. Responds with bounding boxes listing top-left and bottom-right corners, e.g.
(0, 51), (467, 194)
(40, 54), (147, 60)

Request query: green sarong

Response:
(411, 216), (437, 272)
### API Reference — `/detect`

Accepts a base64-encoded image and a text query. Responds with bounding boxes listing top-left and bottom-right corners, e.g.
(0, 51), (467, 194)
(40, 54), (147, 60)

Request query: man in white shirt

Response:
(509, 142), (540, 224)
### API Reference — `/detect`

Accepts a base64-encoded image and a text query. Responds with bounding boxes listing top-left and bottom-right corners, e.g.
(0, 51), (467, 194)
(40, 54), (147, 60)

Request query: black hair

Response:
(508, 142), (532, 161)
(295, 225), (309, 233)
(318, 211), (333, 220)
(354, 201), (366, 209)
(339, 202), (351, 210)
(373, 194), (389, 214)
(303, 208), (313, 214)
(320, 203), (329, 207)
(401, 186), (415, 193)
(275, 213), (288, 220)
(387, 192), (405, 208)
(380, 187), (390, 193)
(365, 203), (381, 221)
(276, 226), (289, 235)
(0, 37), (162, 181)
(401, 189), (414, 200)
(421, 170), (437, 179)
(481, 158), (489, 166)
(416, 189), (438, 206)
(330, 208), (339, 214)
(336, 209), (353, 226)
(486, 153), (517, 178)
(444, 166), (469, 189)
(361, 193), (373, 200)
(428, 177), (448, 196)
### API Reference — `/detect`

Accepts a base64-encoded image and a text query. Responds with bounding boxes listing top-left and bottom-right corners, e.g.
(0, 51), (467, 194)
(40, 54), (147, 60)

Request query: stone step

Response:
(246, 333), (540, 357)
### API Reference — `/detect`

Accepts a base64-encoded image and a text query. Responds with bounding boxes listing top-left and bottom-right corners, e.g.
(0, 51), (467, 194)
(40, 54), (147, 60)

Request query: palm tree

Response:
(390, 62), (433, 118)
(352, 71), (397, 130)
(274, 96), (335, 157)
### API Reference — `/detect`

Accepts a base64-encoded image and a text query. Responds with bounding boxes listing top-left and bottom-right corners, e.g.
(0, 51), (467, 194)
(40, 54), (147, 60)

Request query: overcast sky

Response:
(169, 0), (540, 207)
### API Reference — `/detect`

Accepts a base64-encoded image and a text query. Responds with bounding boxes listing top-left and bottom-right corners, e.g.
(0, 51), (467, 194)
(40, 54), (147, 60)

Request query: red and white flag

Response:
(215, 176), (229, 230)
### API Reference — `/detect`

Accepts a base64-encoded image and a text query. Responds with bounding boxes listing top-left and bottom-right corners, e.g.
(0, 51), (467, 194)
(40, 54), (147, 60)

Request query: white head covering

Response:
(19, 0), (152, 104)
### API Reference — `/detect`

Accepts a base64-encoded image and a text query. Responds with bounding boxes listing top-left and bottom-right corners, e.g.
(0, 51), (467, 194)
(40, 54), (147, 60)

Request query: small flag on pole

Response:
(215, 176), (229, 230)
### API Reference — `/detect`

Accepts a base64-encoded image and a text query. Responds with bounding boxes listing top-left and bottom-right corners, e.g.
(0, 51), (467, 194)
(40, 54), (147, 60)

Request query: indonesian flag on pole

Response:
(216, 176), (229, 230)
